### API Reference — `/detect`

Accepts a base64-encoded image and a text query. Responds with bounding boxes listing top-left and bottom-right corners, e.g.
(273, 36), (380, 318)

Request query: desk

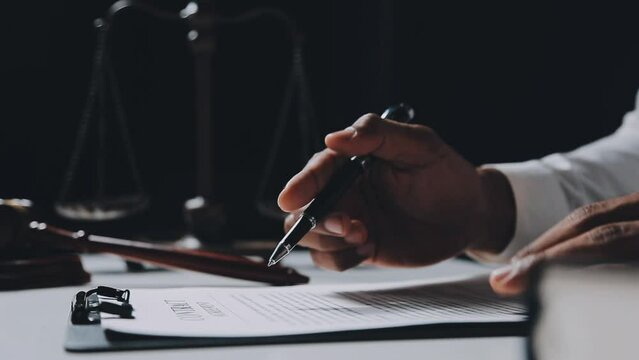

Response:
(0, 252), (525, 360)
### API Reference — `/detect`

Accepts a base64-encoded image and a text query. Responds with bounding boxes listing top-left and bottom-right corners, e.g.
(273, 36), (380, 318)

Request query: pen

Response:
(268, 103), (415, 267)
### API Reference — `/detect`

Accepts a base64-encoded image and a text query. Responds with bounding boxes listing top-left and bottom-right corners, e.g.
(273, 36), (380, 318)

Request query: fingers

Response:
(308, 218), (373, 271)
(489, 255), (543, 296)
(299, 220), (366, 252)
(283, 212), (373, 271)
(278, 149), (343, 212)
(324, 113), (446, 167)
(513, 193), (639, 261)
(297, 215), (369, 251)
(541, 221), (639, 260)
(309, 248), (366, 272)
(278, 113), (447, 214)
(490, 220), (639, 295)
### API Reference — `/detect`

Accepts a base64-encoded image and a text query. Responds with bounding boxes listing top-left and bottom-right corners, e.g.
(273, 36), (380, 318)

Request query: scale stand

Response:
(54, 1), (226, 245)
(182, 0), (226, 244)
(55, 14), (149, 223)
(56, 1), (315, 245)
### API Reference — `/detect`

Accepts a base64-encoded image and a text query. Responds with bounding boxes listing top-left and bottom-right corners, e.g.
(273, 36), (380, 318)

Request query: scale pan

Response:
(54, 195), (149, 222)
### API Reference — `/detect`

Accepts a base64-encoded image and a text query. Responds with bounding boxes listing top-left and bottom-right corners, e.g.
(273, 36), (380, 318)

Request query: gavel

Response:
(0, 199), (309, 290)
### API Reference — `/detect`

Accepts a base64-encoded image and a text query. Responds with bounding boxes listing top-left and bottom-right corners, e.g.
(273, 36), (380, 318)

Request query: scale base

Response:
(183, 196), (227, 244)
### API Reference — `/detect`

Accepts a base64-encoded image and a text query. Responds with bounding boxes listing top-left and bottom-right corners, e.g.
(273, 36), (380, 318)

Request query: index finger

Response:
(278, 149), (344, 212)
(325, 113), (446, 167)
(278, 113), (446, 212)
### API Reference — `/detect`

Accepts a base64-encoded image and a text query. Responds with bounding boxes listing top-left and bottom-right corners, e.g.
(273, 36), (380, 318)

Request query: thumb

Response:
(325, 113), (447, 167)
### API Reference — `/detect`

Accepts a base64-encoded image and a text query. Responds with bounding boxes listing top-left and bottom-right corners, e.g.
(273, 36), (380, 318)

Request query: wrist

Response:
(468, 167), (516, 254)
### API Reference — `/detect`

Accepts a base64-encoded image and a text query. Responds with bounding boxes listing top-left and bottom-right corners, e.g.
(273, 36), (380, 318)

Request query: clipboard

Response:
(64, 285), (530, 352)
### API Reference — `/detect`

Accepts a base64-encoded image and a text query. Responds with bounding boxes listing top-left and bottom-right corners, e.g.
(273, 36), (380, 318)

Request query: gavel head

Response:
(0, 199), (91, 290)
(0, 199), (34, 252)
(0, 199), (81, 253)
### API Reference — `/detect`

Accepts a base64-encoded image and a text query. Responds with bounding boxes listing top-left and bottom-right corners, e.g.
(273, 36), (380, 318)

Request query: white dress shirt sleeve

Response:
(468, 92), (639, 263)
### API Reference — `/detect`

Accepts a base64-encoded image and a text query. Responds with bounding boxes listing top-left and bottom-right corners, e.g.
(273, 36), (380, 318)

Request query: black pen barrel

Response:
(302, 104), (415, 225)
(303, 156), (368, 222)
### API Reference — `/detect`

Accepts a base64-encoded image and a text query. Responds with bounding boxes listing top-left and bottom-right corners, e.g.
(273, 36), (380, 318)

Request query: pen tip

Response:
(267, 260), (276, 267)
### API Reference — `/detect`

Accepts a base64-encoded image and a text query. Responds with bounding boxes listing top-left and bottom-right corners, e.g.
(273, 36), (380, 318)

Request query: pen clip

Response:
(381, 103), (415, 123)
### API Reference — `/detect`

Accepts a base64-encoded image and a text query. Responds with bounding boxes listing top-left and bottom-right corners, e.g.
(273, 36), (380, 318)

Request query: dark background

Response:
(2, 1), (639, 242)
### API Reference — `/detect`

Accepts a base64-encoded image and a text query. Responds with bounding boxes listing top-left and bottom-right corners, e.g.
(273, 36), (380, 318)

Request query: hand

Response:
(490, 192), (639, 295)
(278, 113), (516, 271)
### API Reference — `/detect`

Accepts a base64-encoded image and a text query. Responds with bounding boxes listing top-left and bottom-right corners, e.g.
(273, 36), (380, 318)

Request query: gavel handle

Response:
(28, 222), (309, 286)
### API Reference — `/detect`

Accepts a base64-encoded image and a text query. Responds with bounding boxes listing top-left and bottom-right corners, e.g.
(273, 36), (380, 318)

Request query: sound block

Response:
(0, 251), (91, 291)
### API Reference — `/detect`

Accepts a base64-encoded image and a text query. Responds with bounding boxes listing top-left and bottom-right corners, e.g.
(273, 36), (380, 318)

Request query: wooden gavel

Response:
(0, 199), (309, 288)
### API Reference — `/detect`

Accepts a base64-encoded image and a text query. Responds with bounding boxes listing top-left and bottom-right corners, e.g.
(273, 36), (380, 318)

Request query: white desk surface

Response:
(0, 252), (525, 360)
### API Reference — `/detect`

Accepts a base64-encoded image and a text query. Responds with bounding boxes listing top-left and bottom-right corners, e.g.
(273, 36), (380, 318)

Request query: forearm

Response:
(469, 108), (639, 262)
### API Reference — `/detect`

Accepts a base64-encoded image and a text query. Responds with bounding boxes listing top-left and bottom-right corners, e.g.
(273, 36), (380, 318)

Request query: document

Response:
(102, 274), (525, 338)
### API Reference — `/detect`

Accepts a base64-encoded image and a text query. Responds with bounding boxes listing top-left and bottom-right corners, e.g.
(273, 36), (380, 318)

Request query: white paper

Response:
(102, 274), (525, 338)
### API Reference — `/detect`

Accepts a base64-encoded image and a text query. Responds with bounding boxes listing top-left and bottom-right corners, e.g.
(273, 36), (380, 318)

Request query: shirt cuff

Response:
(466, 160), (571, 263)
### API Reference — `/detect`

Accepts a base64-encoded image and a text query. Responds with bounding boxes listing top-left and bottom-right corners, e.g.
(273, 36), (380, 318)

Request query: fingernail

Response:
(491, 265), (514, 283)
(343, 126), (357, 139)
(283, 174), (298, 189)
(510, 252), (527, 263)
(326, 127), (357, 145)
(493, 256), (536, 284)
(514, 255), (536, 272)
(324, 216), (343, 235)
(356, 243), (375, 257)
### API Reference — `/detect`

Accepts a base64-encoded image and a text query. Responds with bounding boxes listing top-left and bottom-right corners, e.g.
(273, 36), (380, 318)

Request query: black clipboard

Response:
(64, 285), (530, 352)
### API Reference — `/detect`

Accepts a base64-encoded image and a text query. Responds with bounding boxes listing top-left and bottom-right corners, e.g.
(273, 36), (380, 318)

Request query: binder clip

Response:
(71, 286), (134, 325)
